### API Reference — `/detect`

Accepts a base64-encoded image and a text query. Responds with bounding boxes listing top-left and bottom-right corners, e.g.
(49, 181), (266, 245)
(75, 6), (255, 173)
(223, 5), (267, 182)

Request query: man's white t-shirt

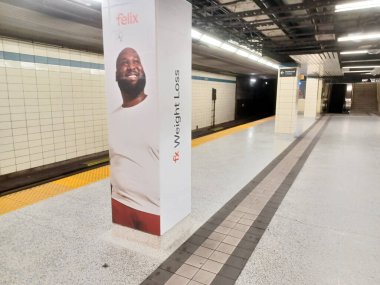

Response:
(109, 96), (160, 215)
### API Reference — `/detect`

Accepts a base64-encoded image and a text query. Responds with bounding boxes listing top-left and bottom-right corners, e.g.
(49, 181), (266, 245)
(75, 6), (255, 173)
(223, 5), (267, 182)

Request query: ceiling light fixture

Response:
(248, 54), (259, 61)
(335, 0), (380, 12)
(343, 70), (373, 73)
(236, 49), (250, 57)
(343, 65), (380, 68)
(191, 29), (279, 70)
(340, 50), (368, 55)
(338, 33), (380, 42)
(199, 35), (222, 47)
(220, 43), (237, 53)
(191, 29), (202, 40)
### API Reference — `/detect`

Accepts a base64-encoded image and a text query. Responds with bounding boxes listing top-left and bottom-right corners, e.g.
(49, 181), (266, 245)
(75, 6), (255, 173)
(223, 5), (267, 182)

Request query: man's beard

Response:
(117, 76), (146, 99)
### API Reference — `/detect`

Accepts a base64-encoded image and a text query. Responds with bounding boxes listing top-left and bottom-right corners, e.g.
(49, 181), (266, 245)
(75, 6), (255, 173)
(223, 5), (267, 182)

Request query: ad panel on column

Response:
(102, 0), (160, 235)
(156, 0), (192, 234)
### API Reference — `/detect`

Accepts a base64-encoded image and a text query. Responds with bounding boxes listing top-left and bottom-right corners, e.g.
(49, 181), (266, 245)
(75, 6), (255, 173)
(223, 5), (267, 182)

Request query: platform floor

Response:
(1, 115), (380, 285)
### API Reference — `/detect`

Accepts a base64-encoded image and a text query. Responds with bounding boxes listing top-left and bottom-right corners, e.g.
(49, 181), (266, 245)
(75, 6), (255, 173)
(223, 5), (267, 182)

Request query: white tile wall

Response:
(304, 78), (319, 118)
(275, 70), (298, 134)
(317, 80), (323, 114)
(376, 83), (380, 112)
(192, 70), (236, 130)
(0, 39), (238, 175)
(297, 98), (305, 113)
(0, 37), (108, 175)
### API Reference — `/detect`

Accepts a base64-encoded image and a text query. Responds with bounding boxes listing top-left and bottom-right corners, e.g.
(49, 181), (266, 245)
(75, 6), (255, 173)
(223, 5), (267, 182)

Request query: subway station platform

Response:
(1, 115), (380, 285)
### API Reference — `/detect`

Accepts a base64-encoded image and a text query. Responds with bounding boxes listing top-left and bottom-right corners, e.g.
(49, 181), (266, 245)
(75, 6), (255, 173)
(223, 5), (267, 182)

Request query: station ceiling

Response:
(0, 0), (379, 80)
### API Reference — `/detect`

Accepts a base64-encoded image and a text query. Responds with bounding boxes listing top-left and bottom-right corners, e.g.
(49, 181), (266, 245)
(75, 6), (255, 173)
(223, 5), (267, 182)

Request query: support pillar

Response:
(275, 67), (299, 134)
(304, 77), (319, 118)
(317, 79), (323, 114)
(102, 0), (192, 236)
(377, 83), (380, 112)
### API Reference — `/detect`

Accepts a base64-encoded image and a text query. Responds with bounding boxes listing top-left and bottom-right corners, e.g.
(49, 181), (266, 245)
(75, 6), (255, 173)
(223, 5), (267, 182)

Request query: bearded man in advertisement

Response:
(109, 47), (160, 235)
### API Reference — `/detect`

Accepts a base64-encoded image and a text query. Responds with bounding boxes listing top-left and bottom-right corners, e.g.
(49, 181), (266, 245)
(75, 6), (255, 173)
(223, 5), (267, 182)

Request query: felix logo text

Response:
(117, 13), (139, 25)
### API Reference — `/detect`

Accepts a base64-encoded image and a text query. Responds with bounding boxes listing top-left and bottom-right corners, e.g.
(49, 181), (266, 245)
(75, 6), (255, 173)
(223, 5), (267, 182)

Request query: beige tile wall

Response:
(304, 78), (319, 118)
(0, 38), (239, 175)
(275, 69), (298, 134)
(317, 80), (323, 114)
(0, 38), (108, 175)
(192, 71), (236, 130)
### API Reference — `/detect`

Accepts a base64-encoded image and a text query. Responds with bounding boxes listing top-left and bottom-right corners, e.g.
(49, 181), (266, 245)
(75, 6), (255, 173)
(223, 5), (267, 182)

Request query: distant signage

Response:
(280, 68), (297, 77)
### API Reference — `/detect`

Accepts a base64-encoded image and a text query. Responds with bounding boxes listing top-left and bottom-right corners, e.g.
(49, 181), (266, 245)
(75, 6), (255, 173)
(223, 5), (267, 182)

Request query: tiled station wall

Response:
(304, 78), (319, 117)
(275, 70), (298, 133)
(0, 38), (107, 175)
(191, 70), (236, 130)
(0, 38), (238, 175)
(378, 83), (380, 111)
(297, 99), (304, 113)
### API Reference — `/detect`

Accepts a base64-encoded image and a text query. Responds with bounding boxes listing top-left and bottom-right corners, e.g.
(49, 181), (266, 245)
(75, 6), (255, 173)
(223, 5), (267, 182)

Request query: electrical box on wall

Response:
(212, 88), (217, 101)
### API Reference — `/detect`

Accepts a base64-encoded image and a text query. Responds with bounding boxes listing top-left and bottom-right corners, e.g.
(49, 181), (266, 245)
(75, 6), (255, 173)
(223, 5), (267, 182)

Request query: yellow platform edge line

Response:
(0, 166), (110, 215)
(0, 117), (274, 215)
(192, 116), (274, 147)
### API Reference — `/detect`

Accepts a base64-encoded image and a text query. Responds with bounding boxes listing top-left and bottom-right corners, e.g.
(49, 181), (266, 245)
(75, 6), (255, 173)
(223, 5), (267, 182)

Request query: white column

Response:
(317, 79), (323, 114)
(304, 77), (319, 118)
(377, 83), (380, 112)
(102, 0), (192, 236)
(275, 68), (299, 134)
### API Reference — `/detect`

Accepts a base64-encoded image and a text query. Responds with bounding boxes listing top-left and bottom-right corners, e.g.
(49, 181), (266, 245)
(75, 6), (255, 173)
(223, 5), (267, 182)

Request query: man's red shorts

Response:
(112, 198), (160, 235)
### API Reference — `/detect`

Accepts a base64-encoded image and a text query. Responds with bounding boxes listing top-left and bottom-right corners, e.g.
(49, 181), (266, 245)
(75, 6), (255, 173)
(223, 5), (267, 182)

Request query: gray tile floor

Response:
(1, 115), (379, 284)
(143, 116), (328, 284)
(236, 115), (380, 285)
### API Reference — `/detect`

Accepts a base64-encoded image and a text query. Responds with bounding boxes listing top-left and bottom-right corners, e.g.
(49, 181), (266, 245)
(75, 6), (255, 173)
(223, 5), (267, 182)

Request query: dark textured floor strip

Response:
(210, 117), (331, 284)
(141, 117), (329, 285)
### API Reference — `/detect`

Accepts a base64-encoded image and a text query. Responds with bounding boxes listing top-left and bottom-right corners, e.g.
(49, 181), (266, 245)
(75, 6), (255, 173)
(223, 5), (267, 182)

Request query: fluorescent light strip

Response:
(343, 70), (373, 73)
(335, 0), (380, 12)
(191, 29), (279, 69)
(338, 33), (380, 42)
(342, 59), (380, 63)
(340, 50), (368, 55)
(191, 29), (202, 40)
(220, 43), (237, 53)
(236, 49), (250, 57)
(249, 54), (260, 61)
(343, 65), (380, 68)
(200, 34), (222, 47)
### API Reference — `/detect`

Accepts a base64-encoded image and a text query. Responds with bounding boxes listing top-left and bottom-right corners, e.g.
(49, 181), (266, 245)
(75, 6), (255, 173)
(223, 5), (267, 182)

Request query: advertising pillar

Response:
(102, 0), (192, 236)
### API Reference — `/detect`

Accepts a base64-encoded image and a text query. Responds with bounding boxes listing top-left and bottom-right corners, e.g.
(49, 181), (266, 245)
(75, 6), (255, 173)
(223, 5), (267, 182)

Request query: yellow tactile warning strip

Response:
(192, 116), (274, 147)
(0, 117), (273, 215)
(0, 166), (109, 215)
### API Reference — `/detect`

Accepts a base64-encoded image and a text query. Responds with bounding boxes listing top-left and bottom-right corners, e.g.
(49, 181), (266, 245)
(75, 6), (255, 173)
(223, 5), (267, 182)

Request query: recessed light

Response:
(343, 70), (373, 73)
(338, 33), (380, 42)
(191, 29), (202, 40)
(343, 65), (380, 68)
(335, 0), (380, 12)
(220, 43), (237, 53)
(236, 50), (250, 57)
(200, 35), (222, 47)
(340, 50), (368, 55)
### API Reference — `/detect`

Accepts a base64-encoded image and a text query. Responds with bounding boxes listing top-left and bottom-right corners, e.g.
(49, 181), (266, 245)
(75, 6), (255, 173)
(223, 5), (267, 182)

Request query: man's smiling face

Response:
(116, 48), (146, 97)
